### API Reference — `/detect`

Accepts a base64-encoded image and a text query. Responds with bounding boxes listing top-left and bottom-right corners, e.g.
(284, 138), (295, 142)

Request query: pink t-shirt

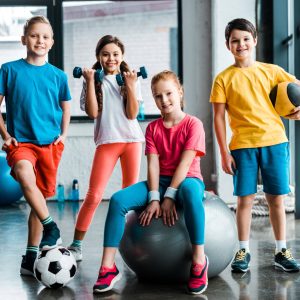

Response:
(145, 114), (205, 180)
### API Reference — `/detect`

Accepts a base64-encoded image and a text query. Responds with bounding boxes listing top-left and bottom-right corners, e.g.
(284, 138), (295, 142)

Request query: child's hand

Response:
(54, 135), (66, 145)
(123, 70), (137, 88)
(2, 136), (18, 150)
(139, 201), (161, 226)
(285, 106), (300, 120)
(82, 68), (96, 82)
(221, 153), (236, 175)
(161, 198), (178, 227)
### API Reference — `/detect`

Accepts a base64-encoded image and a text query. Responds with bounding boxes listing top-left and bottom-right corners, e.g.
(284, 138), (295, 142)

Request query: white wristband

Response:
(164, 187), (178, 201)
(148, 190), (160, 203)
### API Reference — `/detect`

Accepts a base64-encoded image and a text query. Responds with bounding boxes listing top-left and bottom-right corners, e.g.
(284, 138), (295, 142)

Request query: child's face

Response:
(152, 79), (183, 115)
(98, 43), (123, 75)
(21, 23), (54, 58)
(226, 29), (257, 61)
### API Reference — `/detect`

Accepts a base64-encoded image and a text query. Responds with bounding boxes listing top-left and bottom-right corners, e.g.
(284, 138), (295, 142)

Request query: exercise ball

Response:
(119, 192), (237, 282)
(0, 151), (23, 205)
(269, 82), (300, 117)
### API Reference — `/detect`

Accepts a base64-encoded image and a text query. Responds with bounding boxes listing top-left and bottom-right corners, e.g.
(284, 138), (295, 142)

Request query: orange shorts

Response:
(4, 142), (64, 198)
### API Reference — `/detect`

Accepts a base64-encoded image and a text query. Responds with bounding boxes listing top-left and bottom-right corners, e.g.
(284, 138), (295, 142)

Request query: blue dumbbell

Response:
(73, 67), (104, 83)
(116, 66), (148, 86)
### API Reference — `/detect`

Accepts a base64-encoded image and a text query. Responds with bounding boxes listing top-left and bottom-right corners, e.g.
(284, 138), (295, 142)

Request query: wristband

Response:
(164, 187), (178, 201)
(148, 190), (160, 203)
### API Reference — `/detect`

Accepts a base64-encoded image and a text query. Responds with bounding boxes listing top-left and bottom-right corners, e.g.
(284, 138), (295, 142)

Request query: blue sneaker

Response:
(39, 222), (62, 250)
(231, 249), (251, 273)
(20, 254), (37, 276)
(274, 248), (300, 272)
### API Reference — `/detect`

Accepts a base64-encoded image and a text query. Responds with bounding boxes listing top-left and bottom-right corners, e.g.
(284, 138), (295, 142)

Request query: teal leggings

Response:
(103, 176), (205, 247)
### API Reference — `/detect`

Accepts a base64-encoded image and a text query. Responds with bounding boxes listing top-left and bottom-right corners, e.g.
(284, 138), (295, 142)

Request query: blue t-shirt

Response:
(0, 59), (71, 145)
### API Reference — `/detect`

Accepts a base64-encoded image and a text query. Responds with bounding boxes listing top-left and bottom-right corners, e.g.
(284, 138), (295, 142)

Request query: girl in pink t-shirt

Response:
(93, 70), (208, 295)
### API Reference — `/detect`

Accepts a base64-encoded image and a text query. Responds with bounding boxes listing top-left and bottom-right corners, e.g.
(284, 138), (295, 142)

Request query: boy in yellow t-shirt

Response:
(210, 18), (300, 273)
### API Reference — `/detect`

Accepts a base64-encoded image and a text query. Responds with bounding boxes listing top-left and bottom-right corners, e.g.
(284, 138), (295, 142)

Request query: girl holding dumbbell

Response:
(68, 35), (145, 261)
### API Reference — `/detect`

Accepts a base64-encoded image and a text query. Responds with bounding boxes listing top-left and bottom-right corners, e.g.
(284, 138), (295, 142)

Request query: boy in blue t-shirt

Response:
(0, 16), (71, 276)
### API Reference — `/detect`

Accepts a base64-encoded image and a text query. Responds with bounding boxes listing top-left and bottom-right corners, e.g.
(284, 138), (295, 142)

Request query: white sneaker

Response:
(68, 245), (83, 262)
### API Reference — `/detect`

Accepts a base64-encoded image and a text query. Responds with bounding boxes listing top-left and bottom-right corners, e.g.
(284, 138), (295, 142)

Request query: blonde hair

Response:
(151, 70), (184, 109)
(23, 16), (53, 36)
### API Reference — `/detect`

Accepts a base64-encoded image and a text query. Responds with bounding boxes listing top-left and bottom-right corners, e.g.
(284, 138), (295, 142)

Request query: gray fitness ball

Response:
(119, 191), (237, 282)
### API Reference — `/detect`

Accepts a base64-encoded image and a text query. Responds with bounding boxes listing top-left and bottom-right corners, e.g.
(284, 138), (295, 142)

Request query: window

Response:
(0, 0), (180, 120)
(63, 0), (179, 117)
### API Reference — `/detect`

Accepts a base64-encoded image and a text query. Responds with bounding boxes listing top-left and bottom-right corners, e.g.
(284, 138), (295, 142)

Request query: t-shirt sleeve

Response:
(209, 75), (227, 103)
(0, 65), (7, 96)
(275, 65), (296, 83)
(145, 122), (158, 155)
(59, 72), (72, 101)
(80, 81), (87, 111)
(184, 117), (205, 157)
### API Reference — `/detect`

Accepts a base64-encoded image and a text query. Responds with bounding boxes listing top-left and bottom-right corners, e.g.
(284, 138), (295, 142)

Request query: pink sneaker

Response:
(93, 264), (122, 293)
(188, 256), (209, 294)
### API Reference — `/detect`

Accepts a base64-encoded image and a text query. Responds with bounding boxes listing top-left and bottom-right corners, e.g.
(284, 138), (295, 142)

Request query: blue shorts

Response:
(231, 142), (290, 196)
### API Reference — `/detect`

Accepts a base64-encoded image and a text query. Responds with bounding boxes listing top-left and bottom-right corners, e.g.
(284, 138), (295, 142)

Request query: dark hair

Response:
(225, 18), (257, 44)
(151, 70), (184, 110)
(23, 15), (53, 36)
(92, 35), (130, 115)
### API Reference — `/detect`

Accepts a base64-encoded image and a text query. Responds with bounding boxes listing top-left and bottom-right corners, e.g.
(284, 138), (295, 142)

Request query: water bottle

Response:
(71, 179), (80, 201)
(57, 184), (65, 202)
(137, 101), (145, 121)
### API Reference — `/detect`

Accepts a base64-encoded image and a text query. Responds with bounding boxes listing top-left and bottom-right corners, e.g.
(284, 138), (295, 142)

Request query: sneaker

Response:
(231, 249), (251, 273)
(68, 245), (83, 262)
(93, 264), (122, 293)
(187, 256), (209, 295)
(39, 222), (62, 250)
(274, 248), (300, 272)
(20, 254), (37, 276)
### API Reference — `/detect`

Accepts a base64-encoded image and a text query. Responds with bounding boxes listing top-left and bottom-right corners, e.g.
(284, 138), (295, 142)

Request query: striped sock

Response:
(26, 246), (39, 257)
(71, 239), (82, 248)
(41, 216), (54, 226)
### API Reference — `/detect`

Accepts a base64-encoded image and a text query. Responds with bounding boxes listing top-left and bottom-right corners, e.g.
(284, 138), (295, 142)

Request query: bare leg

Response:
(192, 245), (205, 264)
(27, 210), (42, 246)
(101, 247), (118, 268)
(14, 160), (49, 220)
(236, 194), (255, 241)
(73, 229), (86, 241)
(265, 194), (286, 240)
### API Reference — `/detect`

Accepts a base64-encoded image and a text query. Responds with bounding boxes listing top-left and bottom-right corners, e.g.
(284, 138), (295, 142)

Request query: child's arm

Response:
(160, 149), (197, 226)
(123, 71), (139, 119)
(0, 95), (18, 149)
(54, 100), (71, 145)
(139, 153), (161, 226)
(213, 103), (236, 174)
(83, 69), (99, 119)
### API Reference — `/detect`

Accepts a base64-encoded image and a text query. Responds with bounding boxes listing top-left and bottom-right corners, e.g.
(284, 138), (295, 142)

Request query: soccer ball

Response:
(34, 246), (77, 288)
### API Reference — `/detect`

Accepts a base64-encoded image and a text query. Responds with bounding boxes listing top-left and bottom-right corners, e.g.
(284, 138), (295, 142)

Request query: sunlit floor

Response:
(1, 200), (300, 300)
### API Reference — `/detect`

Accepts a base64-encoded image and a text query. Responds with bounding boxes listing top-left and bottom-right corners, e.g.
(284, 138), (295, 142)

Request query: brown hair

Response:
(92, 35), (130, 114)
(151, 70), (184, 110)
(23, 15), (53, 36)
(225, 18), (257, 44)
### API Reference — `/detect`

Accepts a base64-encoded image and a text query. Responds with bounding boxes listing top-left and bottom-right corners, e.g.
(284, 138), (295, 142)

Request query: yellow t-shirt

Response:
(210, 62), (295, 150)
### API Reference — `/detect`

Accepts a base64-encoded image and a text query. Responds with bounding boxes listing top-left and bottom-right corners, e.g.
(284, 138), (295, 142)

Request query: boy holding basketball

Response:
(210, 18), (300, 273)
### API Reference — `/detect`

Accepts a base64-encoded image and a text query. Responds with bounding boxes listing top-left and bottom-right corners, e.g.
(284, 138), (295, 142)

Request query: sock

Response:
(239, 240), (250, 253)
(70, 239), (82, 248)
(41, 216), (55, 228)
(275, 240), (287, 253)
(26, 246), (39, 257)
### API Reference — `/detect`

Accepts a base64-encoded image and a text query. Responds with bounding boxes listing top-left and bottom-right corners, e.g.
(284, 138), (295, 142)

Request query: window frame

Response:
(0, 0), (182, 122)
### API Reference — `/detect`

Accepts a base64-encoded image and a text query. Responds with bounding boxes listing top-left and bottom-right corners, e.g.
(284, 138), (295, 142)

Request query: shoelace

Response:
(282, 249), (294, 260)
(235, 250), (246, 261)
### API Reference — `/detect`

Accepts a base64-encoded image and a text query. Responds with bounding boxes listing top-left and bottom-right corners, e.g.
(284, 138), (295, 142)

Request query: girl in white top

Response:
(68, 35), (144, 261)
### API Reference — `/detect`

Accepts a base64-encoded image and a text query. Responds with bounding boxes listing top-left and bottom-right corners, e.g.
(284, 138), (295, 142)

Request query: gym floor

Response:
(1, 201), (300, 300)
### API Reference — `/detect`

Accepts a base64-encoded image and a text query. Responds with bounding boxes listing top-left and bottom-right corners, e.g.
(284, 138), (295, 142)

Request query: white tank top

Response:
(80, 75), (145, 146)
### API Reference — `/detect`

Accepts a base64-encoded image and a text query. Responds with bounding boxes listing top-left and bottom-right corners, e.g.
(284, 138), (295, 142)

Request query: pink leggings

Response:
(75, 142), (142, 231)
